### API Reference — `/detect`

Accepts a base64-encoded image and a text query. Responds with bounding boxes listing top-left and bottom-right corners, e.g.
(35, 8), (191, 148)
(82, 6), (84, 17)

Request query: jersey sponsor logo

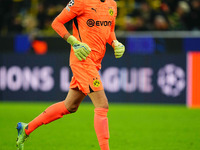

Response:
(87, 19), (95, 27)
(86, 19), (112, 27)
(66, 0), (74, 11)
(109, 8), (114, 16)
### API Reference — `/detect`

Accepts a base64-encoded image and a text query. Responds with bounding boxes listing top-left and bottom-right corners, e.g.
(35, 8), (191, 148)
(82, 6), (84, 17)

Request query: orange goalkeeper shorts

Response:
(69, 64), (104, 95)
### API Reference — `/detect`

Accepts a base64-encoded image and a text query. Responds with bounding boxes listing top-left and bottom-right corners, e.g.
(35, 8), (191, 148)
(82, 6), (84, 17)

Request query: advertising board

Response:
(0, 54), (186, 103)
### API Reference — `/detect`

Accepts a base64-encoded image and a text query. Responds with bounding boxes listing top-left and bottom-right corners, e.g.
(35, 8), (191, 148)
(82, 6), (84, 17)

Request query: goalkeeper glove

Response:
(67, 35), (91, 61)
(112, 40), (125, 58)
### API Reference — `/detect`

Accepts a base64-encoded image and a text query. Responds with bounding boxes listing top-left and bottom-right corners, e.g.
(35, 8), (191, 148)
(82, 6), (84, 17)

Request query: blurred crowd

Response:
(0, 0), (200, 36)
(121, 0), (200, 31)
(0, 0), (67, 36)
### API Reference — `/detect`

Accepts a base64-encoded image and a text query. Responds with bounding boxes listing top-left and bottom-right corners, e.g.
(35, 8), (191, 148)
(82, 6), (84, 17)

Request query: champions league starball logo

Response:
(66, 0), (74, 11)
(157, 64), (186, 97)
(67, 0), (74, 7)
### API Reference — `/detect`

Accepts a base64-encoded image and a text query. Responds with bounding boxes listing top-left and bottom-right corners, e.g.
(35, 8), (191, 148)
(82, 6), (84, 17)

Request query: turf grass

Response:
(0, 102), (200, 150)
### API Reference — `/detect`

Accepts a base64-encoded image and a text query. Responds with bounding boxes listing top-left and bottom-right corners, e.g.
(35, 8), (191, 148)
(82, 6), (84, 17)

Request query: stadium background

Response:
(0, 0), (200, 150)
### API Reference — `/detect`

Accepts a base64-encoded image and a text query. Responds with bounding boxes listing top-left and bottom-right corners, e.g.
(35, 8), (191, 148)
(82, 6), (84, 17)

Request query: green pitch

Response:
(0, 102), (200, 150)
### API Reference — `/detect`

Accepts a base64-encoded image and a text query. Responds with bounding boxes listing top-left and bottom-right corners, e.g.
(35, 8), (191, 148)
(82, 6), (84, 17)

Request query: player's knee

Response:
(97, 103), (109, 109)
(67, 104), (79, 113)
(102, 104), (109, 109)
(100, 99), (109, 109)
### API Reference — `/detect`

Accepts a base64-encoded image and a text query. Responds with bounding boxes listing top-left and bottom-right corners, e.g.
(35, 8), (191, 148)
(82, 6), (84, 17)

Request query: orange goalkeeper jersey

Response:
(52, 0), (117, 69)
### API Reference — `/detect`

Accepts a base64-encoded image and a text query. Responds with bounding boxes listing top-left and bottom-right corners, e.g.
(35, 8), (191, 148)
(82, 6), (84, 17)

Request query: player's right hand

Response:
(67, 35), (91, 61)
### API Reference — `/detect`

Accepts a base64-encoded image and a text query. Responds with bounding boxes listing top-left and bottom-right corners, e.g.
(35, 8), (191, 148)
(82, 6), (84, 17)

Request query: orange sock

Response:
(25, 101), (70, 135)
(94, 108), (110, 150)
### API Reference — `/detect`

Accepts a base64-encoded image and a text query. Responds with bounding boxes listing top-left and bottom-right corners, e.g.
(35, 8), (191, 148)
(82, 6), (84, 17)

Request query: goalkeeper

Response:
(16, 0), (125, 150)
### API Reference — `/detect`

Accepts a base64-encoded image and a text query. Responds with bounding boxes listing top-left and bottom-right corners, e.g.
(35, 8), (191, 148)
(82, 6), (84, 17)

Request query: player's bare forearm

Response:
(63, 33), (71, 41)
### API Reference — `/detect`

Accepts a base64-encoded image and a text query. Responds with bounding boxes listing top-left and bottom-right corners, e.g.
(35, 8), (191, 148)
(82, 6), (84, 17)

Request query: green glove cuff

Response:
(67, 35), (78, 46)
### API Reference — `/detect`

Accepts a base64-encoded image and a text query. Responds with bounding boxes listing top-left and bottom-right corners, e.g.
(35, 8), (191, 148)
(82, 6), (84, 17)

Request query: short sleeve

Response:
(66, 0), (84, 16)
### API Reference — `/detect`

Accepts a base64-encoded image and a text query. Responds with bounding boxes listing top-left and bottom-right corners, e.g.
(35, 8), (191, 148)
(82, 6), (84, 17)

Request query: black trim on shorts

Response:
(89, 85), (94, 93)
(73, 17), (82, 42)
